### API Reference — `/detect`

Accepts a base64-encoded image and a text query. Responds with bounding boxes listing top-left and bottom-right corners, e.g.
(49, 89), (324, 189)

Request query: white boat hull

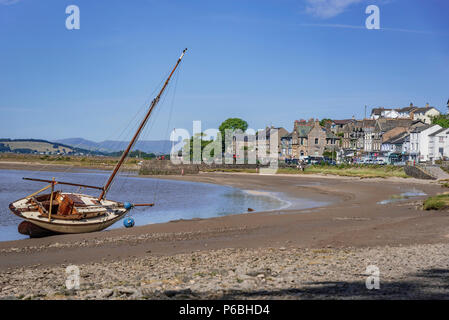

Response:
(10, 193), (129, 235)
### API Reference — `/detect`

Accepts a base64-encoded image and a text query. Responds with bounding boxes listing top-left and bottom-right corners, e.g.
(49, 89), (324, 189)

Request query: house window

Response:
(315, 138), (318, 144)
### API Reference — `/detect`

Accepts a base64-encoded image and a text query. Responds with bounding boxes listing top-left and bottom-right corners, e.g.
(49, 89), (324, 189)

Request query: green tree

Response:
(431, 115), (449, 128)
(319, 118), (332, 127)
(184, 133), (213, 159)
(218, 118), (248, 137)
(218, 118), (248, 154)
(323, 150), (337, 159)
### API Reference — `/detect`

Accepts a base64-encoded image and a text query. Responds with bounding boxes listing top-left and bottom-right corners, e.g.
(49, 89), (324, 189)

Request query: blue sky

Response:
(1, 0), (448, 141)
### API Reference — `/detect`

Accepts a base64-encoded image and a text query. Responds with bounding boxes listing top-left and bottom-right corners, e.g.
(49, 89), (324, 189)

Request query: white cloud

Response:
(299, 23), (365, 30)
(0, 0), (21, 5)
(305, 0), (364, 19)
(298, 23), (438, 35)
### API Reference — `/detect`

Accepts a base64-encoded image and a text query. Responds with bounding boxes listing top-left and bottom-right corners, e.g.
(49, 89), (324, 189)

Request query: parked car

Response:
(374, 159), (387, 165)
(307, 156), (324, 165)
(285, 158), (299, 165)
(322, 157), (337, 165)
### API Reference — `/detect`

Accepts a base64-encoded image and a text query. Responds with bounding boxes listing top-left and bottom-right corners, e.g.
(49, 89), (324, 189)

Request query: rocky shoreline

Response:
(1, 243), (448, 300)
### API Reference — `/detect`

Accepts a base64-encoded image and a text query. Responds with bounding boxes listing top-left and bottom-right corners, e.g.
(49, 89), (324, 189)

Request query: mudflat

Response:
(1, 172), (448, 299)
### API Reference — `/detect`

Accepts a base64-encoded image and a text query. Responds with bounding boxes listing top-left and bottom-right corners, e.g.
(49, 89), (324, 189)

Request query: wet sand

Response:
(0, 171), (447, 269)
(1, 166), (449, 299)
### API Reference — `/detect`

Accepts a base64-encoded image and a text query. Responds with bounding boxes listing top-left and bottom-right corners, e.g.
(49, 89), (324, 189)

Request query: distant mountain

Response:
(54, 138), (102, 152)
(55, 138), (173, 154)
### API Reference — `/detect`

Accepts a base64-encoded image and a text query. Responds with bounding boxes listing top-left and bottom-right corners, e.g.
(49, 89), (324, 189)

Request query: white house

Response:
(371, 108), (400, 120)
(412, 105), (441, 124)
(370, 103), (440, 124)
(408, 127), (424, 162)
(428, 127), (449, 161)
(417, 124), (443, 162)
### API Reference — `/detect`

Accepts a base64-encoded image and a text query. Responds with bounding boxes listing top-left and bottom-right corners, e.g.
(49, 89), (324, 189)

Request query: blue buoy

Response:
(124, 202), (133, 210)
(124, 217), (135, 228)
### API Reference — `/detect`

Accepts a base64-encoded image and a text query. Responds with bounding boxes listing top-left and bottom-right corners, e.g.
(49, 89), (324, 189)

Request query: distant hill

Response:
(55, 138), (174, 154)
(0, 139), (96, 155)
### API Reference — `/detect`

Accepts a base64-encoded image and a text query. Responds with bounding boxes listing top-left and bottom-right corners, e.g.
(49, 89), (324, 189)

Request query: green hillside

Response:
(0, 139), (94, 155)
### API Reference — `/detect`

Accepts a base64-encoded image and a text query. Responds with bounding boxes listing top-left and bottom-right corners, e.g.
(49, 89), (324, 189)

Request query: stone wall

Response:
(404, 165), (436, 180)
(138, 160), (271, 175)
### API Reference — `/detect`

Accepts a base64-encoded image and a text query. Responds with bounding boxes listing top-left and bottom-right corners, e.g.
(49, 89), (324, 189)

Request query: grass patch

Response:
(202, 164), (408, 178)
(202, 168), (257, 173)
(423, 193), (449, 210)
(0, 153), (138, 170)
(279, 164), (408, 179)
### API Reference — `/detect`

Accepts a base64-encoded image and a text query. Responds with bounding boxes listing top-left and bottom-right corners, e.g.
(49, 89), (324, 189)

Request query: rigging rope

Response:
(152, 62), (182, 205)
(105, 68), (174, 200)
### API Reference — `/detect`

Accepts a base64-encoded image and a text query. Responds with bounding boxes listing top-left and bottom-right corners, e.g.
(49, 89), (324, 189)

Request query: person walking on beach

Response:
(299, 160), (305, 172)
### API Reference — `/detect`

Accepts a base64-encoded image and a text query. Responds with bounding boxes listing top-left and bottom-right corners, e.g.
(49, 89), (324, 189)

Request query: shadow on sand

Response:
(148, 267), (449, 300)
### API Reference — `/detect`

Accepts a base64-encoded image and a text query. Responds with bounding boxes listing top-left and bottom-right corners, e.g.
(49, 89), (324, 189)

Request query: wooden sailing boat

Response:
(9, 49), (187, 237)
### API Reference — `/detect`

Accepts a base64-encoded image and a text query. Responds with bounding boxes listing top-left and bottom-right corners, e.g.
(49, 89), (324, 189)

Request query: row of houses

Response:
(369, 103), (440, 124)
(267, 102), (449, 163)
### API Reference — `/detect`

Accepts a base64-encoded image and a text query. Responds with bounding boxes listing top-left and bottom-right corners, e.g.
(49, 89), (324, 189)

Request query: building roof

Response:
(413, 106), (437, 115)
(383, 131), (409, 144)
(297, 126), (313, 138)
(396, 106), (416, 113)
(257, 126), (289, 139)
(325, 130), (338, 139)
(410, 124), (431, 133)
(371, 108), (392, 116)
(371, 104), (440, 117)
(333, 119), (355, 125)
(428, 127), (449, 137)
(361, 119), (376, 128)
(382, 127), (408, 143)
(376, 118), (414, 132)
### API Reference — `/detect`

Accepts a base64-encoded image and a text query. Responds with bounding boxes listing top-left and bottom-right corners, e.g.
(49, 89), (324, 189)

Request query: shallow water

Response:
(0, 169), (327, 241)
(377, 189), (427, 205)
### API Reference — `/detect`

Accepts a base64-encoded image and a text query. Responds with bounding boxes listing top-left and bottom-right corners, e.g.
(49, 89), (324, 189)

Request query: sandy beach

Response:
(1, 164), (449, 299)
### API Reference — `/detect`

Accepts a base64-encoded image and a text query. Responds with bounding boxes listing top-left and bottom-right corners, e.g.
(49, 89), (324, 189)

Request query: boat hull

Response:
(17, 213), (125, 234)
(18, 221), (59, 238)
(9, 192), (129, 236)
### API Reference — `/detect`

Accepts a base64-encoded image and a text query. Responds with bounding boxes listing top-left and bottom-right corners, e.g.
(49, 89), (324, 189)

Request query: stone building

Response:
(341, 118), (427, 157)
(280, 119), (339, 159)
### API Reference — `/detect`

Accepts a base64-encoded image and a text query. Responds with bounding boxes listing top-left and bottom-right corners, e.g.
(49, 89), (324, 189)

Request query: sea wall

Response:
(138, 160), (272, 175)
(404, 165), (436, 180)
(139, 160), (199, 175)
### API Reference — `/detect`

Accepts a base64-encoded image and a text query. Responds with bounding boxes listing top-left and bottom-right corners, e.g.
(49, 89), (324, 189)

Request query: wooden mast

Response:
(98, 48), (187, 201)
